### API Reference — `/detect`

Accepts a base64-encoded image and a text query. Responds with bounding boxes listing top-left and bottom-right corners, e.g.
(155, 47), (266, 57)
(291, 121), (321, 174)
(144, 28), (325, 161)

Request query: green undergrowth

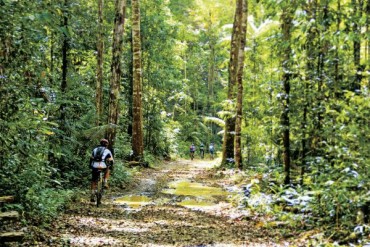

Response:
(215, 163), (370, 246)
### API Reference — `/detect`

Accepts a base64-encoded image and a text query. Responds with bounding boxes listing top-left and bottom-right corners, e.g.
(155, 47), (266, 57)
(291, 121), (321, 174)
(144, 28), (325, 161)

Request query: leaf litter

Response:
(24, 159), (303, 246)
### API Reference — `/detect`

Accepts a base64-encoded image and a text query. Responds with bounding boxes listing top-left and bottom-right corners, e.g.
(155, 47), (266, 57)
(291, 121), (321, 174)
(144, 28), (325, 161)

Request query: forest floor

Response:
(28, 158), (312, 246)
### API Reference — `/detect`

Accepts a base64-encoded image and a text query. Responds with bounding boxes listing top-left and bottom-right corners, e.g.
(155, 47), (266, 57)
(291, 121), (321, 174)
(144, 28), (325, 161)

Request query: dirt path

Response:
(42, 159), (295, 246)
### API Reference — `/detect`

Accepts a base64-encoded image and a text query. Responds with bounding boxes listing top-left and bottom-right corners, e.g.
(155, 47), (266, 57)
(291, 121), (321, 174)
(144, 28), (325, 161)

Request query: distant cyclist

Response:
(199, 143), (205, 159)
(189, 143), (196, 160)
(209, 142), (215, 159)
(90, 139), (114, 202)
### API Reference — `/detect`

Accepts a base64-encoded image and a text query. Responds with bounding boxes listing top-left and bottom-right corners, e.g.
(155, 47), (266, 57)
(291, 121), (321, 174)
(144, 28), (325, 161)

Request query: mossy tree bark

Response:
(280, 3), (294, 185)
(107, 0), (126, 150)
(132, 0), (144, 160)
(96, 0), (104, 126)
(234, 0), (248, 169)
(221, 0), (243, 166)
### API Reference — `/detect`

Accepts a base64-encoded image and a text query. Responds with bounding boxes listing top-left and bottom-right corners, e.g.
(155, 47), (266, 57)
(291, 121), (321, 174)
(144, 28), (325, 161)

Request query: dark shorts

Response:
(91, 168), (107, 182)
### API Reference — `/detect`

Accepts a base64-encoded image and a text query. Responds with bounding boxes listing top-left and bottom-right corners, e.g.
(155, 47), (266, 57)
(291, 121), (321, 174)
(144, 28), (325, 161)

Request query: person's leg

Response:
(104, 168), (110, 188)
(91, 181), (97, 190)
(91, 169), (99, 201)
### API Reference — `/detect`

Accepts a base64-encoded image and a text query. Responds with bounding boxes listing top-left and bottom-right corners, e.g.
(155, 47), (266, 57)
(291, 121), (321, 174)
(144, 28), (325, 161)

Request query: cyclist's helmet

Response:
(100, 138), (109, 146)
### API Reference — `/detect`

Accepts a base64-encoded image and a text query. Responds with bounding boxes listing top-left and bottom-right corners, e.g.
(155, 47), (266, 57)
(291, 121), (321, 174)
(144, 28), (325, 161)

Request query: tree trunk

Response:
(334, 0), (340, 93)
(234, 0), (248, 169)
(106, 0), (126, 150)
(281, 4), (294, 185)
(207, 42), (215, 114)
(352, 0), (362, 93)
(60, 0), (69, 131)
(207, 12), (215, 114)
(132, 0), (144, 160)
(301, 0), (317, 185)
(221, 0), (242, 165)
(96, 0), (104, 126)
(367, 0), (370, 88)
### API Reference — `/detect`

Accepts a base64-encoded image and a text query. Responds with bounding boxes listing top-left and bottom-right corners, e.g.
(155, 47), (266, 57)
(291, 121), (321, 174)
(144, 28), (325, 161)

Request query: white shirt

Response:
(91, 147), (113, 169)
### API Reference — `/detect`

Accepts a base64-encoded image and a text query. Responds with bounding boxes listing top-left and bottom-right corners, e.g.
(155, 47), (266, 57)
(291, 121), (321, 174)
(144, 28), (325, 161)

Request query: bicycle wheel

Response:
(96, 171), (104, 207)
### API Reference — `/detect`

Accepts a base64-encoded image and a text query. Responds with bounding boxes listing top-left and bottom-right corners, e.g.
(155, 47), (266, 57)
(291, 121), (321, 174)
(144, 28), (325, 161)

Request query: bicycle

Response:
(95, 168), (106, 207)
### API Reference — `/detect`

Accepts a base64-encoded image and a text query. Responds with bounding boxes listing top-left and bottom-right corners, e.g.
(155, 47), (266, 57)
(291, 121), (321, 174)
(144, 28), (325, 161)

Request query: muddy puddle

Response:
(162, 180), (228, 197)
(115, 195), (151, 208)
(163, 179), (232, 208)
(115, 179), (233, 209)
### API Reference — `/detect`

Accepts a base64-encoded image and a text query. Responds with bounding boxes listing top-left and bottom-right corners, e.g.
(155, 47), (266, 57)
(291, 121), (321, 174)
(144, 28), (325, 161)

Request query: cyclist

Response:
(199, 143), (205, 159)
(90, 138), (114, 202)
(189, 143), (196, 160)
(209, 142), (215, 159)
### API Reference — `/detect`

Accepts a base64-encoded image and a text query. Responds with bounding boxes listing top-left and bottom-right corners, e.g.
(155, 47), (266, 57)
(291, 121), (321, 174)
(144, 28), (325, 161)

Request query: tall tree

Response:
(96, 0), (104, 125)
(206, 12), (216, 114)
(132, 0), (144, 160)
(222, 0), (241, 165)
(300, 0), (317, 184)
(234, 0), (248, 169)
(60, 0), (69, 132)
(107, 0), (126, 149)
(367, 0), (370, 87)
(352, 0), (363, 93)
(280, 2), (294, 185)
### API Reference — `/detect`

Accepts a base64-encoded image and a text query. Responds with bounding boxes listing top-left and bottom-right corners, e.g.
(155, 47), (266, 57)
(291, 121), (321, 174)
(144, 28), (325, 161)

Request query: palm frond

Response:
(203, 116), (225, 127)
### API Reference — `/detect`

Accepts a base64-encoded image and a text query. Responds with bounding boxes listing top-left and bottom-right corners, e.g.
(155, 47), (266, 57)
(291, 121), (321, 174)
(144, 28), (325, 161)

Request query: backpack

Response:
(93, 147), (106, 162)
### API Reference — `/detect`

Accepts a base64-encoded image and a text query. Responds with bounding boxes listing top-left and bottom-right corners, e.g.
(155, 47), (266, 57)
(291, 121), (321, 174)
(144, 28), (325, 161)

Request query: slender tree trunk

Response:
(132, 0), (144, 160)
(351, 0), (362, 92)
(60, 0), (69, 131)
(50, 31), (54, 85)
(96, 0), (104, 126)
(144, 57), (151, 148)
(301, 0), (317, 185)
(334, 0), (341, 93)
(126, 42), (133, 137)
(234, 0), (248, 169)
(367, 0), (370, 87)
(222, 0), (242, 165)
(106, 0), (126, 150)
(281, 4), (294, 185)
(57, 0), (70, 176)
(207, 12), (215, 114)
(352, 0), (362, 93)
(207, 42), (215, 114)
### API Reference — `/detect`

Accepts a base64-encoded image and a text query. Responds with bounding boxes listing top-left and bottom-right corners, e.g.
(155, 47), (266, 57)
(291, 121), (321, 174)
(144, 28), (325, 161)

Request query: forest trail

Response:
(41, 159), (297, 247)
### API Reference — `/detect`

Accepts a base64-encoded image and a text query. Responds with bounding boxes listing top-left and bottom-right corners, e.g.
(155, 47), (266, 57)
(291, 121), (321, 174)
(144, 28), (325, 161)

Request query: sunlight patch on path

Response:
(189, 157), (221, 169)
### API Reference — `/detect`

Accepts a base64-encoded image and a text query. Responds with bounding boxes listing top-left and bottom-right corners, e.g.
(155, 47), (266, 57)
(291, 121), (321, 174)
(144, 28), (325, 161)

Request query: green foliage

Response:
(23, 187), (74, 225)
(110, 162), (131, 189)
